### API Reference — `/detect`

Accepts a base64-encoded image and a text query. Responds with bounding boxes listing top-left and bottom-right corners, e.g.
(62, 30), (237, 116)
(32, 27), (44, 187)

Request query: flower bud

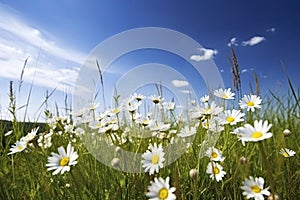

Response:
(239, 156), (247, 165)
(189, 168), (198, 179)
(283, 129), (291, 137)
(267, 193), (281, 200)
(111, 158), (121, 168)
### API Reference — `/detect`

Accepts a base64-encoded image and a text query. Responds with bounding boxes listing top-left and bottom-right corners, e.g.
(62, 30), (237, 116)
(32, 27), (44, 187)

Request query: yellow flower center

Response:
(205, 108), (211, 114)
(17, 146), (24, 151)
(60, 157), (70, 166)
(247, 101), (254, 106)
(222, 94), (229, 99)
(226, 116), (235, 123)
(211, 152), (218, 158)
(151, 154), (160, 164)
(251, 185), (262, 193)
(213, 167), (220, 174)
(282, 152), (289, 157)
(112, 108), (119, 114)
(158, 188), (169, 199)
(251, 131), (263, 139)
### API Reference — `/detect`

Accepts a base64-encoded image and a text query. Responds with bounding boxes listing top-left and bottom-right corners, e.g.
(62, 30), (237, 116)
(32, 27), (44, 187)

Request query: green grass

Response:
(1, 68), (300, 199)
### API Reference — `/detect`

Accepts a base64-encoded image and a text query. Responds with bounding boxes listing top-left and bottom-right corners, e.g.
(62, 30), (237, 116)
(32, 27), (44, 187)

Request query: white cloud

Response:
(241, 68), (254, 74)
(190, 47), (218, 61)
(0, 4), (87, 92)
(180, 90), (192, 94)
(259, 72), (268, 78)
(242, 36), (265, 46)
(227, 37), (238, 47)
(241, 69), (248, 74)
(171, 80), (189, 87)
(266, 27), (276, 32)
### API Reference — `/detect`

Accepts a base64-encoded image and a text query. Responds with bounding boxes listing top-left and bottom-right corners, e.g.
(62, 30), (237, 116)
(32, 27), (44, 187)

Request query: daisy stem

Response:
(258, 141), (276, 195)
(70, 170), (83, 199)
(11, 155), (15, 187)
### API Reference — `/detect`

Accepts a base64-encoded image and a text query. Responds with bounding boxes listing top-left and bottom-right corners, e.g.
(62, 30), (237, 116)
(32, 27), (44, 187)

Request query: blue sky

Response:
(0, 0), (299, 121)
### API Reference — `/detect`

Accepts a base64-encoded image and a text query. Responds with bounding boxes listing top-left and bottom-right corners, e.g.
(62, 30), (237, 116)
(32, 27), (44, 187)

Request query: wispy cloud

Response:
(241, 68), (254, 74)
(259, 72), (268, 78)
(241, 36), (265, 46)
(171, 80), (189, 87)
(190, 47), (218, 61)
(179, 90), (192, 94)
(266, 27), (276, 32)
(0, 4), (86, 92)
(227, 37), (238, 47)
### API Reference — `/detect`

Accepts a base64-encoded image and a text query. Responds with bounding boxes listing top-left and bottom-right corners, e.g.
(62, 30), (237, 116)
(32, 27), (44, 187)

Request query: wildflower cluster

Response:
(7, 127), (39, 155)
(4, 86), (297, 199)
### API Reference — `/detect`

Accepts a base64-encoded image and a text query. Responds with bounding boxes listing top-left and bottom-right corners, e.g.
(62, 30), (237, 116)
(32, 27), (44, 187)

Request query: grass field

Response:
(0, 63), (299, 200)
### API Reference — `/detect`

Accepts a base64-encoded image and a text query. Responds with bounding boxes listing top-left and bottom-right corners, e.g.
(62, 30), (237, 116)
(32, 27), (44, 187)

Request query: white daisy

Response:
(149, 121), (171, 132)
(199, 101), (223, 116)
(214, 88), (235, 100)
(7, 140), (27, 155)
(89, 102), (99, 111)
(177, 126), (196, 138)
(163, 101), (175, 111)
(146, 176), (176, 200)
(200, 94), (210, 103)
(239, 94), (262, 112)
(279, 148), (296, 157)
(205, 147), (225, 162)
(21, 127), (39, 143)
(233, 120), (272, 145)
(202, 116), (224, 132)
(141, 143), (165, 175)
(241, 176), (270, 200)
(124, 99), (141, 113)
(206, 162), (226, 182)
(150, 95), (164, 104)
(46, 143), (78, 175)
(131, 93), (146, 101)
(219, 109), (245, 125)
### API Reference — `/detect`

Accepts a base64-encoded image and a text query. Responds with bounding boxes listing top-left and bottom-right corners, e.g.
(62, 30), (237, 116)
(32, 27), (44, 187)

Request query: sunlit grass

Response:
(1, 68), (300, 200)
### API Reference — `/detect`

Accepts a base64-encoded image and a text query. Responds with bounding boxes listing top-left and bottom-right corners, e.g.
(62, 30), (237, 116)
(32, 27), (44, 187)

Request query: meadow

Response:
(0, 57), (299, 200)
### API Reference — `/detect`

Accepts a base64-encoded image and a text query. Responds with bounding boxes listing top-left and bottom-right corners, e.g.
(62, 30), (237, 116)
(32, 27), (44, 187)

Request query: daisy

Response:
(89, 102), (99, 111)
(150, 95), (164, 104)
(177, 126), (196, 138)
(146, 177), (176, 200)
(163, 101), (175, 111)
(206, 162), (226, 182)
(202, 116), (224, 132)
(200, 94), (210, 103)
(199, 101), (223, 116)
(241, 176), (270, 200)
(46, 143), (78, 175)
(233, 120), (272, 145)
(21, 127), (39, 143)
(219, 109), (245, 125)
(205, 147), (225, 162)
(131, 93), (146, 101)
(279, 148), (296, 157)
(141, 143), (165, 175)
(124, 99), (141, 113)
(214, 88), (235, 100)
(239, 94), (262, 112)
(7, 140), (27, 155)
